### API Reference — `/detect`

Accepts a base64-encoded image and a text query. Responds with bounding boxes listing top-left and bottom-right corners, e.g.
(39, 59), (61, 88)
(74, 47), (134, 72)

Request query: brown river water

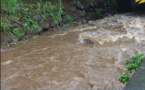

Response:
(1, 13), (145, 89)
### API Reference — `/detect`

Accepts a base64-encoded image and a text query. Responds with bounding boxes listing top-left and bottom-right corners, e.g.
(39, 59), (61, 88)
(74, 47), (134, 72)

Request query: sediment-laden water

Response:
(1, 12), (145, 89)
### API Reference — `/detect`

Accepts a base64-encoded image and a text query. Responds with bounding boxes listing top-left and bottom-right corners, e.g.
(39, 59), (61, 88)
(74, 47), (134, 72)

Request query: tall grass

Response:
(35, 0), (64, 25)
(1, 0), (72, 42)
(2, 0), (23, 15)
(1, 17), (10, 32)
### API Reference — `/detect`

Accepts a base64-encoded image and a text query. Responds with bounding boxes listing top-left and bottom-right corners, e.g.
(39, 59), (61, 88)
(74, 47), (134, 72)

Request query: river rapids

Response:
(1, 12), (145, 89)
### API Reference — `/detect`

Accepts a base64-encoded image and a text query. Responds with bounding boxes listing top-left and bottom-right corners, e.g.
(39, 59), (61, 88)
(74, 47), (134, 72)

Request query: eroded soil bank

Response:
(1, 12), (145, 89)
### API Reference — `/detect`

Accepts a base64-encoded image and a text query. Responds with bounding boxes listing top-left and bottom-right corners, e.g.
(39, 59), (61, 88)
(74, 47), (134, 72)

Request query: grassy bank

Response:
(1, 0), (119, 47)
(1, 0), (73, 46)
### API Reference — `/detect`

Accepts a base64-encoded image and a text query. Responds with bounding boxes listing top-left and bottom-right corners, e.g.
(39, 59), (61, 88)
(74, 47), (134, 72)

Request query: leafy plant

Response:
(10, 15), (20, 21)
(28, 4), (35, 8)
(1, 17), (10, 32)
(2, 0), (23, 15)
(23, 16), (41, 34)
(36, 1), (42, 14)
(12, 28), (25, 37)
(118, 53), (144, 84)
(118, 71), (130, 84)
(35, 0), (64, 27)
(22, 8), (29, 12)
(64, 14), (73, 25)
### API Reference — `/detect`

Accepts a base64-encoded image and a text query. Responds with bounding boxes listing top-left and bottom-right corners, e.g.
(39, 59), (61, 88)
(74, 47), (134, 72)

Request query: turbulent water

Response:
(1, 12), (145, 89)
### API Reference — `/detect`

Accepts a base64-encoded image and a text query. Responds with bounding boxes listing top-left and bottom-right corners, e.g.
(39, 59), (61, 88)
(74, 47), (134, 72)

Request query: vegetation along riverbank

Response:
(1, 0), (119, 49)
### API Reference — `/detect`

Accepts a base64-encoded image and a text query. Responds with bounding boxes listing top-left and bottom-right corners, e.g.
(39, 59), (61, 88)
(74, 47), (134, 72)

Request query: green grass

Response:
(35, 0), (64, 26)
(1, 0), (72, 43)
(9, 15), (20, 21)
(2, 0), (23, 15)
(1, 17), (10, 32)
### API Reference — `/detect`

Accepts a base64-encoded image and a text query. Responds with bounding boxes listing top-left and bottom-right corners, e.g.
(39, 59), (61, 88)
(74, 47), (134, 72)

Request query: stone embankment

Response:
(124, 59), (145, 89)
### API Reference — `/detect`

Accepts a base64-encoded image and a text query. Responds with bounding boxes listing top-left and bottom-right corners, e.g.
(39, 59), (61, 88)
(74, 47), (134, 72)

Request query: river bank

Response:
(1, 0), (117, 51)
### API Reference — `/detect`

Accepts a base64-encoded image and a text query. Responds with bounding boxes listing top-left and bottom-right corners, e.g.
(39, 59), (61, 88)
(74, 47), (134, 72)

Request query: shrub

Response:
(118, 53), (144, 84)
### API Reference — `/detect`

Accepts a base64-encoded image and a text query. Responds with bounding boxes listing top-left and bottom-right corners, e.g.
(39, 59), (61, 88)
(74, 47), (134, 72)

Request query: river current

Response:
(1, 12), (145, 89)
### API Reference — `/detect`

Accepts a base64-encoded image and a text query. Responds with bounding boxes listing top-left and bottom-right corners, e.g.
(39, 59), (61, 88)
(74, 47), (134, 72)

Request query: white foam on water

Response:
(79, 14), (145, 44)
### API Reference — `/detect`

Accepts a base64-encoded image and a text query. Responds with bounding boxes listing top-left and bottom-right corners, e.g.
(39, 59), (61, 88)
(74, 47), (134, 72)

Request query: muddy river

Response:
(1, 12), (145, 89)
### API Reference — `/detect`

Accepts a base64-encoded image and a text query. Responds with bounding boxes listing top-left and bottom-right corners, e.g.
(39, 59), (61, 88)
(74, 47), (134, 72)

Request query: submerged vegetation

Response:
(118, 54), (144, 84)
